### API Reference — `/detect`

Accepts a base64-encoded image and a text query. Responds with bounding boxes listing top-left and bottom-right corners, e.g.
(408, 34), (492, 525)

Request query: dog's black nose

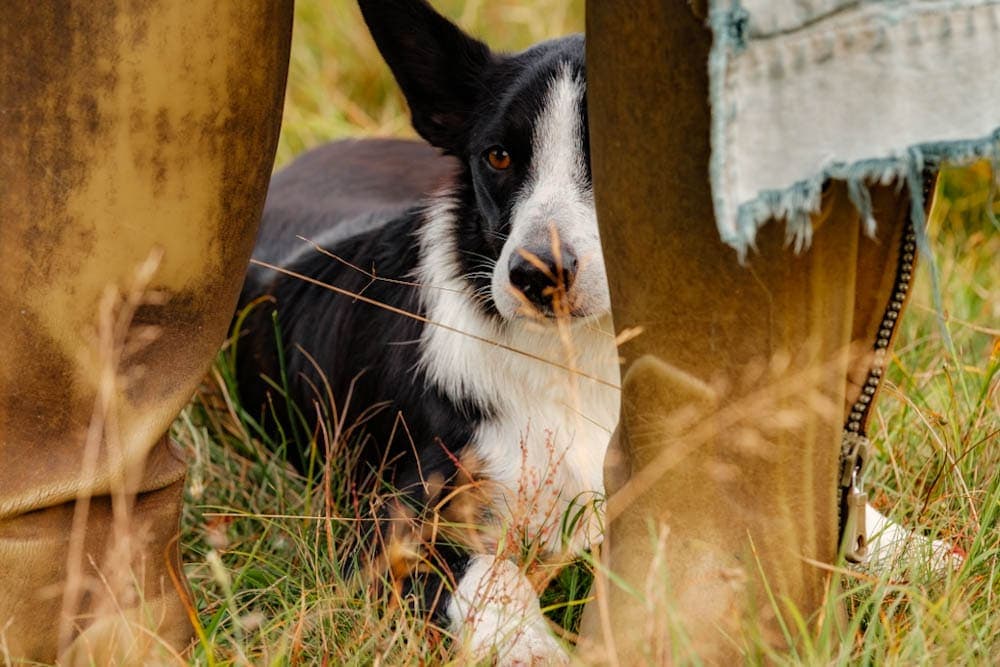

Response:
(508, 244), (578, 313)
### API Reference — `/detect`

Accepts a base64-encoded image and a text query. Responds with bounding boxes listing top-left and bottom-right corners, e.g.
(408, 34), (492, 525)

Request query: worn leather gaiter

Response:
(0, 3), (292, 663)
(581, 1), (923, 663)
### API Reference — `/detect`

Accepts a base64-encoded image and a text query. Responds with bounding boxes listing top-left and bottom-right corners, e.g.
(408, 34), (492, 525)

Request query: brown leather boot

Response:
(579, 1), (929, 663)
(0, 3), (292, 663)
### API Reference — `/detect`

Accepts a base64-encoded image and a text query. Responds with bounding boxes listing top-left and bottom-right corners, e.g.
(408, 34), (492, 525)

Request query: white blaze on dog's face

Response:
(489, 66), (610, 321)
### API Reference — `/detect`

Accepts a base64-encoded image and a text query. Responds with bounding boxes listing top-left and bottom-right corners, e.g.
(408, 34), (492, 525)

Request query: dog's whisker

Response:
(483, 230), (509, 242)
(461, 250), (498, 264)
(386, 338), (423, 347)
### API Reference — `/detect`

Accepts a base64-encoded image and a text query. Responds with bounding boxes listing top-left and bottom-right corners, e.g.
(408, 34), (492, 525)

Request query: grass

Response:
(174, 1), (999, 664)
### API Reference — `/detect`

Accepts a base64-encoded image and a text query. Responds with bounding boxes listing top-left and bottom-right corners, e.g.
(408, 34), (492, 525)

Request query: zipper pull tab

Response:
(840, 431), (872, 564)
(844, 468), (869, 564)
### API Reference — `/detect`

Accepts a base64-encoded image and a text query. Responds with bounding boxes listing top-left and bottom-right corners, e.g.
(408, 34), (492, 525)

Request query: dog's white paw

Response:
(863, 505), (965, 575)
(448, 556), (569, 666)
(467, 608), (568, 666)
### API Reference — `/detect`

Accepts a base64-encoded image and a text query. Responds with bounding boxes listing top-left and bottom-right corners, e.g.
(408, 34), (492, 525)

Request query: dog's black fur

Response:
(237, 137), (464, 477)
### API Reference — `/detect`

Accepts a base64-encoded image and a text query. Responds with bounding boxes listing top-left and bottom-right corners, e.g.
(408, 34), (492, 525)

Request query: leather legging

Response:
(0, 3), (293, 663)
(581, 1), (926, 662)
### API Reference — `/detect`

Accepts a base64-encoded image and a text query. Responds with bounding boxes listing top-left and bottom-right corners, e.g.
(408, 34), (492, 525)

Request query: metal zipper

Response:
(838, 170), (933, 563)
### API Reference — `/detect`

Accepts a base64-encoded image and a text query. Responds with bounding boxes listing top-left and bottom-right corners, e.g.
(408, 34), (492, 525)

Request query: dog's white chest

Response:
(446, 317), (620, 556)
(472, 380), (616, 555)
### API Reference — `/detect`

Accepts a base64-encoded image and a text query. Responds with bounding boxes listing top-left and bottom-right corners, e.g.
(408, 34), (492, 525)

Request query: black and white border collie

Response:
(237, 1), (958, 663)
(239, 2), (609, 662)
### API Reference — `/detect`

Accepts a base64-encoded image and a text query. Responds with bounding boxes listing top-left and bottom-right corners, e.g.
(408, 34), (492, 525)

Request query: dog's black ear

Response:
(359, 0), (494, 152)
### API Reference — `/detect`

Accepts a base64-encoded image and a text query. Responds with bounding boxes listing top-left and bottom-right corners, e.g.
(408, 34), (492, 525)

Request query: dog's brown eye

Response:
(486, 147), (511, 170)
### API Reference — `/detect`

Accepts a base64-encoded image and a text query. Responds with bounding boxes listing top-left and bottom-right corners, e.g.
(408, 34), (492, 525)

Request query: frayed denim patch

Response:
(708, 0), (1000, 261)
